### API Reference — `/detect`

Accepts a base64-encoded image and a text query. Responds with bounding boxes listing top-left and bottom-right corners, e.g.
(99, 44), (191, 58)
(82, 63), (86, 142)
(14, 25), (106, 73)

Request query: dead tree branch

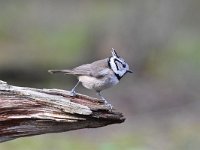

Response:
(0, 80), (125, 143)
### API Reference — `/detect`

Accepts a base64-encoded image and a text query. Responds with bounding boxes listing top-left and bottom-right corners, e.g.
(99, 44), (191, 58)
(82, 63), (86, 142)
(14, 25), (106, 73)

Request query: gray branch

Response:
(0, 80), (125, 143)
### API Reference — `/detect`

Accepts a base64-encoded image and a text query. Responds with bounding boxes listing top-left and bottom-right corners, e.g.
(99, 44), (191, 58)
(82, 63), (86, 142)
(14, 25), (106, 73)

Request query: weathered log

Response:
(0, 80), (125, 143)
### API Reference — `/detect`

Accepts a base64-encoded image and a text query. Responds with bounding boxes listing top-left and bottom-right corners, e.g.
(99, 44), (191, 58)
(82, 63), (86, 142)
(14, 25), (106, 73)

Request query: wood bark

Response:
(0, 80), (125, 143)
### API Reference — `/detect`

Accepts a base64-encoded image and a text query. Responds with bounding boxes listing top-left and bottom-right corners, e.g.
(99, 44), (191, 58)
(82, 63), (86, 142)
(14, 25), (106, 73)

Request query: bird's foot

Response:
(70, 90), (76, 97)
(101, 98), (113, 110)
(106, 103), (113, 110)
(96, 92), (113, 110)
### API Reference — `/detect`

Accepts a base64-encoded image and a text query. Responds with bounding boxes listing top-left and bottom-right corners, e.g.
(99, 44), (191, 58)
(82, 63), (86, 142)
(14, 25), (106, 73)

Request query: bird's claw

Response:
(106, 103), (113, 110)
(70, 90), (76, 97)
(102, 99), (113, 110)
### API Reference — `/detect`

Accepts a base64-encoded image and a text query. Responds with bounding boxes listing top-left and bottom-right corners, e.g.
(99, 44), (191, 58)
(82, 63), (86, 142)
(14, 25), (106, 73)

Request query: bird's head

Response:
(108, 48), (133, 80)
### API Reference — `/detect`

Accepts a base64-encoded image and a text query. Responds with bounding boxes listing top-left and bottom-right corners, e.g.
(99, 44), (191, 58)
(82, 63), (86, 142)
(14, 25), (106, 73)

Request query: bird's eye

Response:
(122, 64), (126, 68)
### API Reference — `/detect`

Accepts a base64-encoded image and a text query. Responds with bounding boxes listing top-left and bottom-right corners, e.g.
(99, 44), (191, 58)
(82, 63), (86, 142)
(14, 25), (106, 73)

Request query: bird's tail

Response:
(48, 69), (73, 74)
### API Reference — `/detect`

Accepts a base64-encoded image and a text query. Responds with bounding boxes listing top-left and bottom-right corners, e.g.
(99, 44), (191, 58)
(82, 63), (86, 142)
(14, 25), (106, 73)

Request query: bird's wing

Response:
(91, 68), (111, 78)
(49, 58), (110, 78)
(72, 58), (110, 78)
(71, 64), (92, 76)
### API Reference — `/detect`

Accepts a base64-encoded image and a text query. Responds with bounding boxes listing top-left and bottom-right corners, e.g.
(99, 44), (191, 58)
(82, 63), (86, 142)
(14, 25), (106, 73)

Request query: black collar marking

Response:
(115, 73), (122, 80)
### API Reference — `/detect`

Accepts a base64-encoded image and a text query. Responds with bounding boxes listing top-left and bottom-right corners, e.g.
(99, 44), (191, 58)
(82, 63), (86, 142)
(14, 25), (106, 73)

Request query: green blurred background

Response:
(0, 0), (200, 150)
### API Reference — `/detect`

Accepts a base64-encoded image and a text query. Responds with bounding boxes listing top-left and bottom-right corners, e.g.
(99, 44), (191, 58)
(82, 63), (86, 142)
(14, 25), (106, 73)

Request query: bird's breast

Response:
(78, 74), (119, 92)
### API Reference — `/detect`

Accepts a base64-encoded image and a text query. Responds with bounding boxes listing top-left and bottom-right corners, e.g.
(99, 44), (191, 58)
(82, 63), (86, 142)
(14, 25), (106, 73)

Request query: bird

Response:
(48, 48), (133, 108)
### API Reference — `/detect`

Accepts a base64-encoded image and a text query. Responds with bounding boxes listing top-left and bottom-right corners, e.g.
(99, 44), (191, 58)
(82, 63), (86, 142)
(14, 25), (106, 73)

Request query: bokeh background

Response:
(0, 0), (200, 150)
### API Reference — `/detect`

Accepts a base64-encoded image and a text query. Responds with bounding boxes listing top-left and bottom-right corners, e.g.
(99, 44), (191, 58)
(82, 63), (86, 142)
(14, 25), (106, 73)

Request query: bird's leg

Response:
(96, 92), (113, 109)
(70, 81), (80, 96)
(96, 92), (108, 104)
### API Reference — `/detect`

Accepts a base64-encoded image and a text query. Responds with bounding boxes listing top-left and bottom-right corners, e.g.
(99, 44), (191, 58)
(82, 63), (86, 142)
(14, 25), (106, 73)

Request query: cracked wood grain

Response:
(0, 80), (125, 143)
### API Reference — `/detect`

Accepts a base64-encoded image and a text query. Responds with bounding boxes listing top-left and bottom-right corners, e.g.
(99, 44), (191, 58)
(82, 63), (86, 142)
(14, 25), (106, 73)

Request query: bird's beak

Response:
(127, 70), (133, 73)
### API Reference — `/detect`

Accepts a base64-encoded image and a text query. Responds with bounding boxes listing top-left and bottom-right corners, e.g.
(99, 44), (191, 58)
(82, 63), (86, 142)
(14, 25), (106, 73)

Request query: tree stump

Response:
(0, 80), (125, 143)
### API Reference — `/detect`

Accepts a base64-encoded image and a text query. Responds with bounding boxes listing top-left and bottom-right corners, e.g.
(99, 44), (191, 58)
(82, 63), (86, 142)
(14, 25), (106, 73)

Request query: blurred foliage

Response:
(0, 134), (144, 150)
(0, 0), (200, 150)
